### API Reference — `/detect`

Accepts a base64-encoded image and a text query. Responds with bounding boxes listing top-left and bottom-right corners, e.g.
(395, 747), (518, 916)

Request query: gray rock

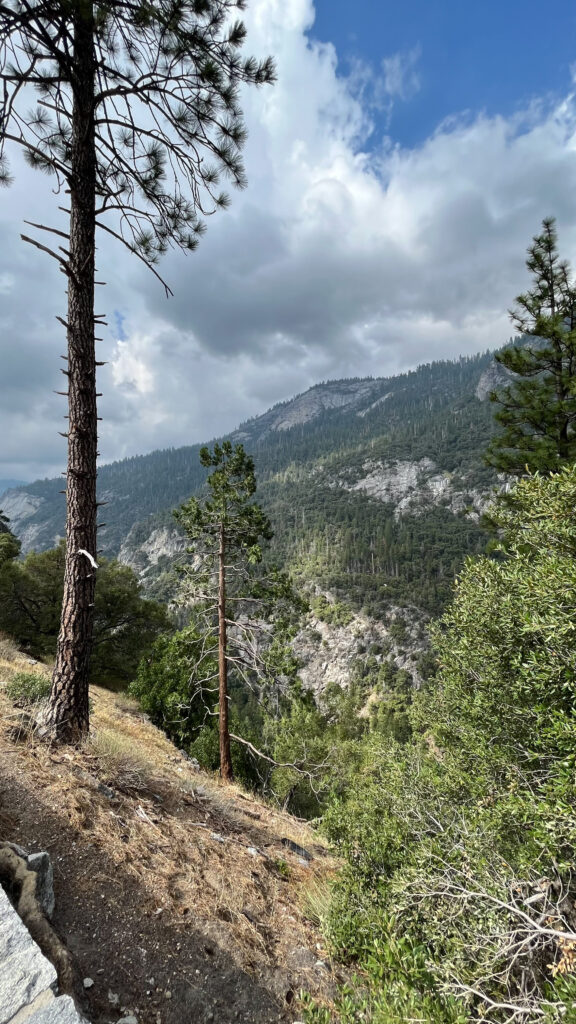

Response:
(287, 947), (317, 970)
(281, 838), (312, 861)
(0, 886), (57, 1024)
(27, 852), (55, 919)
(82, 979), (94, 990)
(25, 995), (85, 1024)
(116, 1016), (138, 1024)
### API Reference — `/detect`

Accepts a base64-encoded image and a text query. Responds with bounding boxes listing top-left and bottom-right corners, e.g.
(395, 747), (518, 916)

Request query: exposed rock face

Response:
(0, 876), (83, 1024)
(356, 391), (395, 417)
(338, 458), (490, 521)
(233, 379), (388, 441)
(268, 381), (381, 432)
(118, 525), (186, 576)
(350, 458), (437, 504)
(293, 602), (427, 697)
(0, 491), (52, 552)
(1, 490), (44, 525)
(0, 882), (57, 1024)
(475, 361), (513, 401)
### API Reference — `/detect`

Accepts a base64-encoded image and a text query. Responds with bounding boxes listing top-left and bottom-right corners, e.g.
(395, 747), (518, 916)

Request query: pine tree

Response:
(0, 0), (274, 742)
(485, 218), (576, 474)
(175, 442), (275, 782)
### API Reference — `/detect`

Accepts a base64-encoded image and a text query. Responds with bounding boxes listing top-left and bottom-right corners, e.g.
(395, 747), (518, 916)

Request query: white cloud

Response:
(1, 0), (576, 480)
(381, 46), (422, 103)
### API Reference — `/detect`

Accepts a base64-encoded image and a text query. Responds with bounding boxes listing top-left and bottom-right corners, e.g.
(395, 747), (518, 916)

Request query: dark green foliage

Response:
(0, 512), (20, 567)
(131, 625), (218, 747)
(175, 442), (273, 562)
(486, 219), (576, 474)
(306, 467), (576, 1023)
(130, 621), (288, 789)
(310, 595), (353, 627)
(174, 443), (305, 779)
(0, 541), (171, 688)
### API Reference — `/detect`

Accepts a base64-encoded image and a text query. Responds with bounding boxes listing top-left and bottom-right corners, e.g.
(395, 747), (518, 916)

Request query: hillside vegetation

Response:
(0, 646), (341, 1024)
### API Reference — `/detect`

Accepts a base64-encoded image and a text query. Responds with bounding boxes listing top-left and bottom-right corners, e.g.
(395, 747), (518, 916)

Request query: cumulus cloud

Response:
(1, 0), (576, 479)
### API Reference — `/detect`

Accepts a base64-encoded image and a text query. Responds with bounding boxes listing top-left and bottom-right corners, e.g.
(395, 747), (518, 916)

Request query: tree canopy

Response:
(486, 218), (576, 474)
(0, 540), (171, 688)
(0, 0), (274, 741)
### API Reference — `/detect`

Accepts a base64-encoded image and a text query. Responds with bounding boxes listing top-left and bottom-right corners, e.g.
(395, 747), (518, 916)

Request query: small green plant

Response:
(272, 857), (291, 878)
(5, 671), (51, 707)
(300, 991), (332, 1023)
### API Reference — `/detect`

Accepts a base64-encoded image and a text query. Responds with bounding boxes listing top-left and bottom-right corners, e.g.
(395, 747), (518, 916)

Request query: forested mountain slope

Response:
(3, 348), (504, 616)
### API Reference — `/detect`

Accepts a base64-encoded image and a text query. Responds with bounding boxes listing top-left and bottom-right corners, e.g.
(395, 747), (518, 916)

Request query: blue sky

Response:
(312, 0), (576, 146)
(3, 0), (576, 480)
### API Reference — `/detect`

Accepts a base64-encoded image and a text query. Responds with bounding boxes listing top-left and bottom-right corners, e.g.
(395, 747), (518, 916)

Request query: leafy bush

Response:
(0, 541), (171, 689)
(5, 671), (51, 706)
(311, 468), (576, 1022)
(311, 595), (353, 627)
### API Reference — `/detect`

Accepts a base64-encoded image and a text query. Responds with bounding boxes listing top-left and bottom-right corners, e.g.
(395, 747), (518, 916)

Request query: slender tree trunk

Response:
(218, 524), (233, 781)
(43, 2), (97, 743)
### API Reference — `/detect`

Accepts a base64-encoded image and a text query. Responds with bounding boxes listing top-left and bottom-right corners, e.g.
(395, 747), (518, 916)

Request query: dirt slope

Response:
(0, 650), (341, 1024)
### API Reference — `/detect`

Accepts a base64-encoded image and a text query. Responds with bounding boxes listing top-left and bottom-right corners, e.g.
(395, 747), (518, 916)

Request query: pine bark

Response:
(44, 1), (97, 743)
(218, 524), (234, 781)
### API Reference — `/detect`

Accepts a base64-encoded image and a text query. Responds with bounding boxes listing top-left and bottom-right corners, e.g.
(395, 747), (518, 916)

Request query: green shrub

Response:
(311, 595), (354, 627)
(314, 468), (576, 1022)
(5, 671), (51, 706)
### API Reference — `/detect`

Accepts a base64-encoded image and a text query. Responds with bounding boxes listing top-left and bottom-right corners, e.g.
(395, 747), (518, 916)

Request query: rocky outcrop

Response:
(0, 491), (44, 525)
(233, 379), (390, 441)
(293, 602), (427, 697)
(268, 381), (382, 432)
(475, 360), (513, 401)
(0, 882), (57, 1024)
(0, 848), (84, 1024)
(338, 458), (490, 521)
(0, 492), (51, 552)
(118, 524), (186, 577)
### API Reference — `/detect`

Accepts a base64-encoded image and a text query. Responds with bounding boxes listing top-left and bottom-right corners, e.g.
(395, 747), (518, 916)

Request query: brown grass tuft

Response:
(85, 727), (156, 794)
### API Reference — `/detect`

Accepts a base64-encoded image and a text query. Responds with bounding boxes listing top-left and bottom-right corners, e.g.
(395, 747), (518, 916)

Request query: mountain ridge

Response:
(2, 348), (501, 618)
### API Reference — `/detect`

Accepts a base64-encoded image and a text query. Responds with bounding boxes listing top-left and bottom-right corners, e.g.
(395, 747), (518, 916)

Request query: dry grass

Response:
(0, 639), (51, 686)
(111, 690), (141, 715)
(0, 648), (52, 742)
(0, 634), (20, 663)
(85, 727), (157, 794)
(0, 679), (342, 1019)
(301, 876), (333, 930)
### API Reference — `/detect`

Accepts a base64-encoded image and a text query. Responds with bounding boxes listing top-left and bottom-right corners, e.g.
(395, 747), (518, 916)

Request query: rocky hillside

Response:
(3, 348), (505, 621)
(294, 599), (429, 697)
(0, 646), (342, 1024)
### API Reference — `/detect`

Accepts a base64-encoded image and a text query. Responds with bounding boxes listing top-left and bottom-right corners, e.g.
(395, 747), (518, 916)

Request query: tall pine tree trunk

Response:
(43, 1), (97, 743)
(218, 524), (233, 781)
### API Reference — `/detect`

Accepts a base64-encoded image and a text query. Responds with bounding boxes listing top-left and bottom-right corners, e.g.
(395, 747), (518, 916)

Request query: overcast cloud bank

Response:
(2, 0), (576, 480)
